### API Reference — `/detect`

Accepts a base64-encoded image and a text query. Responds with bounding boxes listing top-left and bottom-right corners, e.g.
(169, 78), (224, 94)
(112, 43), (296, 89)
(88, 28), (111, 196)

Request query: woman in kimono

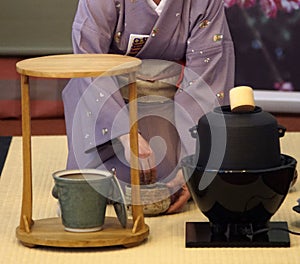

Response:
(62, 0), (235, 213)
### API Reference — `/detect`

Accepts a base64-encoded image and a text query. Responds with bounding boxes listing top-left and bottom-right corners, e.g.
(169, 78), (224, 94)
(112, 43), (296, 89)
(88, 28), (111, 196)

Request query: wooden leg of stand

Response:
(19, 74), (33, 232)
(22, 215), (32, 233)
(128, 73), (145, 232)
(132, 215), (144, 234)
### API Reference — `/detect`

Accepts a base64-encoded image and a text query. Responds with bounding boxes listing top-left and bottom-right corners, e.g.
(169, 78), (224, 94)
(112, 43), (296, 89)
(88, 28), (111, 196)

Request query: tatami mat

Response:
(0, 134), (300, 264)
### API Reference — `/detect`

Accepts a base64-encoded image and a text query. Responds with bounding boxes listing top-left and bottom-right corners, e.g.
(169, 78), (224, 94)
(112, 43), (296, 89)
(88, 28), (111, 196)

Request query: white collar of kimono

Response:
(146, 0), (167, 16)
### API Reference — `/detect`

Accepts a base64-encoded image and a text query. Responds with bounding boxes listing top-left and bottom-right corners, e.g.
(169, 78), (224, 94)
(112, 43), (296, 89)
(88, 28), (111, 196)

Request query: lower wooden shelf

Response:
(16, 217), (149, 248)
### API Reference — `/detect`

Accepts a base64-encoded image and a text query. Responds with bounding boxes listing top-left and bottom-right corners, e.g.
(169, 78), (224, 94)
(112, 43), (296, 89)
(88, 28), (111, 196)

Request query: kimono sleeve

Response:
(174, 0), (235, 158)
(62, 0), (130, 155)
(185, 0), (235, 105)
(71, 0), (118, 54)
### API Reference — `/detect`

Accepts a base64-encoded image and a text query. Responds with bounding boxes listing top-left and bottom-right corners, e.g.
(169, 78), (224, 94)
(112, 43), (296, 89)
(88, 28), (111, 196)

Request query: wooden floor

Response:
(0, 113), (299, 136)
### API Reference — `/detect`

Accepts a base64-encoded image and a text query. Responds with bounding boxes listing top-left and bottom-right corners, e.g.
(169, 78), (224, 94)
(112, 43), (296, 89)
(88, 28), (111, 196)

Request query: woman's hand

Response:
(165, 169), (191, 214)
(118, 133), (157, 184)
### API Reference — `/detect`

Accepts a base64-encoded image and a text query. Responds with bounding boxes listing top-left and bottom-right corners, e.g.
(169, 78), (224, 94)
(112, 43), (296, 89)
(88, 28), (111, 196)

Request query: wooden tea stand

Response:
(15, 54), (149, 248)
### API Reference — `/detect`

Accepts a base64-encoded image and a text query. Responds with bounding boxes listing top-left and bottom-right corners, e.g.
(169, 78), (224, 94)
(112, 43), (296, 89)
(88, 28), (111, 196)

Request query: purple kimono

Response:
(62, 0), (235, 184)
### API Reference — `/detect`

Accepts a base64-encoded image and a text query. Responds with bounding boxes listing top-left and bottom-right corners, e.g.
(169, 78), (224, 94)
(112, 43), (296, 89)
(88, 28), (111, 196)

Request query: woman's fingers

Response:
(165, 170), (191, 213)
(139, 153), (157, 184)
(166, 169), (185, 190)
(119, 133), (158, 184)
(166, 184), (190, 214)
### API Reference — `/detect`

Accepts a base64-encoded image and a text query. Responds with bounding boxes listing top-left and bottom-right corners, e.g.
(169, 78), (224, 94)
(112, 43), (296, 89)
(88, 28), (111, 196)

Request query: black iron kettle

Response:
(190, 105), (286, 170)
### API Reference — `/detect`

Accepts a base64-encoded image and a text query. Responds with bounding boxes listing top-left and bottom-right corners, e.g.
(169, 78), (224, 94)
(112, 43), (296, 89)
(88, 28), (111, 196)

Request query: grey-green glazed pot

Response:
(52, 169), (127, 232)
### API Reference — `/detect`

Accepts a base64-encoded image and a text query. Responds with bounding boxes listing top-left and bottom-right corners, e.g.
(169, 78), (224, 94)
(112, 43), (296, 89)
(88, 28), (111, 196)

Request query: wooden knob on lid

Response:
(229, 86), (255, 112)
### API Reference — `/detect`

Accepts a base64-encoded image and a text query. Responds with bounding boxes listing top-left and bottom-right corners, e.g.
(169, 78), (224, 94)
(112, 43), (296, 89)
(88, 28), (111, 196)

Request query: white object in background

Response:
(253, 90), (300, 113)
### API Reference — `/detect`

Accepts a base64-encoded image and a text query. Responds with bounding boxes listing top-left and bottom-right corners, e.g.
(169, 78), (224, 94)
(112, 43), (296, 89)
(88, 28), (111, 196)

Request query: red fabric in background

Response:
(0, 57), (65, 119)
(0, 100), (64, 119)
(0, 57), (21, 79)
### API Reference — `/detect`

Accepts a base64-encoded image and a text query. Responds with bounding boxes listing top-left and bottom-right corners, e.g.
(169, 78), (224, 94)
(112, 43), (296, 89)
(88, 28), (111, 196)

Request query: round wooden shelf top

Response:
(16, 54), (142, 78)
